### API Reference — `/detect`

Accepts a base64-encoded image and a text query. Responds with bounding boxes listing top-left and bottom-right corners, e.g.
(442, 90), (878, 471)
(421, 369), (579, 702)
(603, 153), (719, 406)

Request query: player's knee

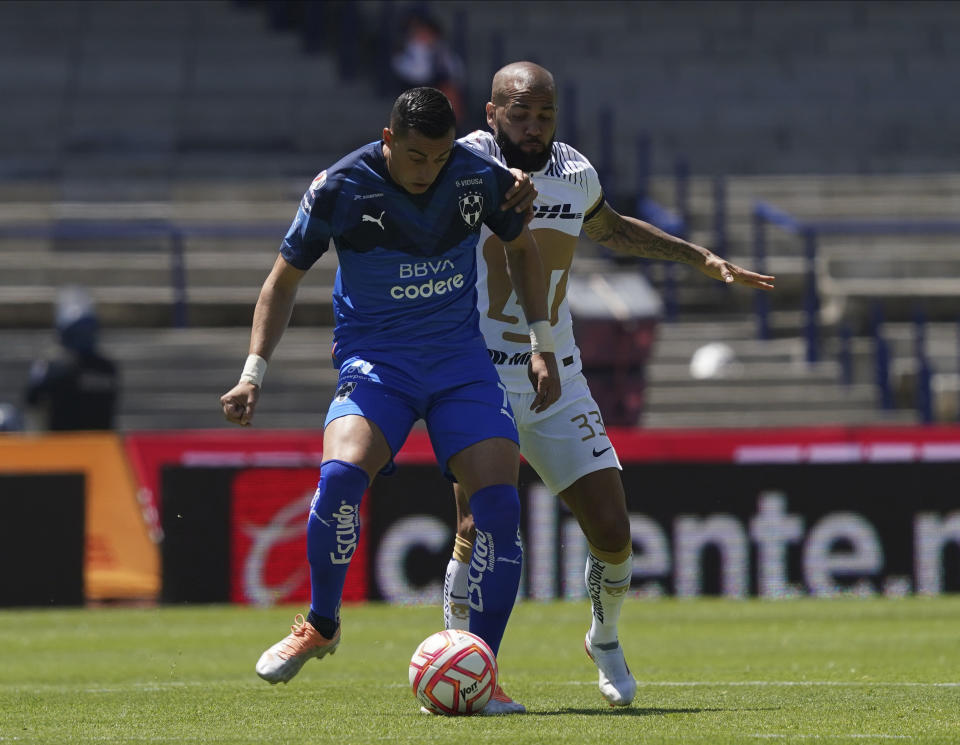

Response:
(316, 459), (370, 498)
(469, 483), (520, 531)
(307, 460), (369, 565)
(584, 512), (631, 554)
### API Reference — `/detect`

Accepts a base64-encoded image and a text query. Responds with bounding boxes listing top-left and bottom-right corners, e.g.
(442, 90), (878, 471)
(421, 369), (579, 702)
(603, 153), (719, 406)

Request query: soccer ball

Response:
(409, 629), (498, 715)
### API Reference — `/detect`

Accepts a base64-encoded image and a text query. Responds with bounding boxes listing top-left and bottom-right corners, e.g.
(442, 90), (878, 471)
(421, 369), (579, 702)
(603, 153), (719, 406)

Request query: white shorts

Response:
(510, 373), (622, 495)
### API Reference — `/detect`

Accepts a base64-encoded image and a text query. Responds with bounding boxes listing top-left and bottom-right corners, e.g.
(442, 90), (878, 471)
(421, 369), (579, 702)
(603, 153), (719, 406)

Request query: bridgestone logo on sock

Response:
(587, 558), (606, 624)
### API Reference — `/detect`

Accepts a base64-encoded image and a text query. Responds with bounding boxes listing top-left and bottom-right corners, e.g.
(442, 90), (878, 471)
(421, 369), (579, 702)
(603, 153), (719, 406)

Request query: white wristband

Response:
(529, 320), (555, 354)
(240, 354), (267, 387)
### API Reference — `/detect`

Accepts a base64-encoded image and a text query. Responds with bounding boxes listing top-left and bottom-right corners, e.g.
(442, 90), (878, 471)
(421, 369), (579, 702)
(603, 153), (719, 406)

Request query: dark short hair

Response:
(390, 87), (456, 139)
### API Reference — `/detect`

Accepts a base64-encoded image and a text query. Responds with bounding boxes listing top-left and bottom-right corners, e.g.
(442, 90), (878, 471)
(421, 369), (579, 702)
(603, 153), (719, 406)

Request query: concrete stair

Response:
(636, 318), (921, 429)
(0, 327), (340, 431)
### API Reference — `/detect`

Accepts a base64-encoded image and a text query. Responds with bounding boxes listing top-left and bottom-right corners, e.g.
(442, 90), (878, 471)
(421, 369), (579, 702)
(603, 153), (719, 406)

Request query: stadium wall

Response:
(2, 427), (959, 606)
(0, 433), (159, 602)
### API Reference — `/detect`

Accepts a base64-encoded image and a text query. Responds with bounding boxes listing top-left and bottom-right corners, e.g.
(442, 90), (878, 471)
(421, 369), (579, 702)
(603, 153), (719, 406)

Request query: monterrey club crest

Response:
(334, 381), (357, 401)
(459, 192), (484, 228)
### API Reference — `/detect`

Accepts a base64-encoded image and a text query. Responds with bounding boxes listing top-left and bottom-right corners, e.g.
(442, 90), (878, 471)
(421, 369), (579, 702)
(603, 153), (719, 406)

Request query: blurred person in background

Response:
(440, 61), (775, 711)
(0, 402), (25, 432)
(391, 7), (466, 128)
(24, 286), (119, 431)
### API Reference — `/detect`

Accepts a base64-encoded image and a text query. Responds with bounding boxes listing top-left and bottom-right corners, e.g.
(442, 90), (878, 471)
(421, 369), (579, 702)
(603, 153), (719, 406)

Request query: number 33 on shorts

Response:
(571, 410), (606, 441)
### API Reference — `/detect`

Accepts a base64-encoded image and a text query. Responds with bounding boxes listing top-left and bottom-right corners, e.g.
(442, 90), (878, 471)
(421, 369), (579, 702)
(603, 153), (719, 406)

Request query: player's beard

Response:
(495, 129), (554, 173)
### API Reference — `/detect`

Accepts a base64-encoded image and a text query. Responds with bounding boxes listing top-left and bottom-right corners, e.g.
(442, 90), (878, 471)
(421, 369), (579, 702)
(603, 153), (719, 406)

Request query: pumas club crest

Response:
(458, 192), (484, 228)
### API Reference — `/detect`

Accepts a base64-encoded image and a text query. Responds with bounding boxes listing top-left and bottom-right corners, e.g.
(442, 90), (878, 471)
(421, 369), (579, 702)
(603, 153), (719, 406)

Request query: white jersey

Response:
(459, 130), (604, 392)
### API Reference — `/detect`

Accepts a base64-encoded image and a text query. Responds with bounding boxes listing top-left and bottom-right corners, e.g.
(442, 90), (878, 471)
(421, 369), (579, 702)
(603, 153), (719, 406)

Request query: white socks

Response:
(585, 548), (632, 645)
(443, 539), (633, 646)
(443, 534), (474, 631)
(443, 557), (470, 630)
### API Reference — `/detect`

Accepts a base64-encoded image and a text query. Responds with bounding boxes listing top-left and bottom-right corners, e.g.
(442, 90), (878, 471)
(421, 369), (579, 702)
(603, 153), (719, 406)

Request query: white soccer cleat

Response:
(584, 635), (637, 706)
(480, 685), (526, 715)
(255, 613), (340, 684)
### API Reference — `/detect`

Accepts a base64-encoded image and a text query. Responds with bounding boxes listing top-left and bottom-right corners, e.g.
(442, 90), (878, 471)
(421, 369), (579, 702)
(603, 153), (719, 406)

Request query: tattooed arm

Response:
(582, 199), (775, 290)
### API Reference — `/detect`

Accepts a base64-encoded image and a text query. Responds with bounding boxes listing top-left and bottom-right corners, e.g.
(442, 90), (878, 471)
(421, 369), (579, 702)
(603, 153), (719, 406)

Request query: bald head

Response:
(486, 62), (557, 172)
(491, 62), (556, 106)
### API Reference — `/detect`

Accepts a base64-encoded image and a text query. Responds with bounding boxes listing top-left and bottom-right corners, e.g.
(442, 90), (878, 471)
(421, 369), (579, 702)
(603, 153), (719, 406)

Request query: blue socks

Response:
(305, 463), (522, 657)
(466, 483), (523, 656)
(307, 459), (369, 628)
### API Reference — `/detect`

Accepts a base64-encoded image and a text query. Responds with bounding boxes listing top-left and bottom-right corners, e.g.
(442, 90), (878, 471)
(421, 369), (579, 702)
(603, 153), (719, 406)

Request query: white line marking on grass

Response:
(2, 679), (254, 694)
(747, 735), (914, 740)
(12, 679), (956, 695)
(0, 735), (919, 744)
(561, 680), (959, 688)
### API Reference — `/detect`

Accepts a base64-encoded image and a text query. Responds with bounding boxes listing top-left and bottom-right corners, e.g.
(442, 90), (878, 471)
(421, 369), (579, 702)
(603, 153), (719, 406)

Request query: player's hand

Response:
(220, 381), (259, 426)
(702, 253), (775, 290)
(528, 352), (561, 413)
(501, 168), (538, 221)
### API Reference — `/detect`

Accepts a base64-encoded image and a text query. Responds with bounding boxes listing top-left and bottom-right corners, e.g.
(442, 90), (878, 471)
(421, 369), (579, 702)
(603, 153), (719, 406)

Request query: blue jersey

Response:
(281, 140), (526, 362)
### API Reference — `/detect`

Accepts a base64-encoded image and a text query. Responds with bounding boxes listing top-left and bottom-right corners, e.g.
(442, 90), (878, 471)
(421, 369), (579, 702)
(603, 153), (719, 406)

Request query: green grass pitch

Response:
(1, 597), (958, 744)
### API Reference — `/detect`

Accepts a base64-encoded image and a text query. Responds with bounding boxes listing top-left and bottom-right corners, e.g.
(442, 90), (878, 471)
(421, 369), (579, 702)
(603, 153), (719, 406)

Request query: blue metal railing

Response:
(633, 133), (692, 322)
(0, 222), (284, 329)
(838, 321), (853, 387)
(914, 306), (934, 424)
(712, 175), (727, 257)
(562, 82), (579, 150)
(597, 107), (614, 193)
(751, 208), (772, 341)
(752, 202), (960, 364)
(872, 303), (894, 411)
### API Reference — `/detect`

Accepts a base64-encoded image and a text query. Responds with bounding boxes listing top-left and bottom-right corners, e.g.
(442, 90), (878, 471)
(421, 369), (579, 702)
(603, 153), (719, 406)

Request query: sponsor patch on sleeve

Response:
(301, 170), (328, 214)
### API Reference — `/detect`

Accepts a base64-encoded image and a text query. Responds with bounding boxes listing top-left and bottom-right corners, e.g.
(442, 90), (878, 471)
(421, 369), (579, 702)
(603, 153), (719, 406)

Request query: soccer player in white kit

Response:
(442, 62), (776, 712)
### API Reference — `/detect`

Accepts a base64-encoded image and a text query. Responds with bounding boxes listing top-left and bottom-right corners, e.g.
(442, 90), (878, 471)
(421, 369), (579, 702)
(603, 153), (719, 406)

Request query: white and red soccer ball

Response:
(409, 629), (498, 715)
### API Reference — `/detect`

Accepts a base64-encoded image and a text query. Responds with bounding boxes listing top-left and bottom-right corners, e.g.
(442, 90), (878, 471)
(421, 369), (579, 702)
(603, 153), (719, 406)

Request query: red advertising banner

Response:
(229, 468), (368, 605)
(131, 425), (960, 604)
(127, 424), (960, 491)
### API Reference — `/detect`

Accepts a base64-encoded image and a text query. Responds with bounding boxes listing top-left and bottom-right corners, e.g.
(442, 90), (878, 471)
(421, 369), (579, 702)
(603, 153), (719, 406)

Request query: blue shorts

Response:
(324, 342), (519, 480)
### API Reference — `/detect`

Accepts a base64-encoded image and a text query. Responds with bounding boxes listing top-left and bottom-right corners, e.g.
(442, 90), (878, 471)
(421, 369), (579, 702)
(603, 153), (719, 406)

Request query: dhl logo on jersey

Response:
(531, 203), (583, 220)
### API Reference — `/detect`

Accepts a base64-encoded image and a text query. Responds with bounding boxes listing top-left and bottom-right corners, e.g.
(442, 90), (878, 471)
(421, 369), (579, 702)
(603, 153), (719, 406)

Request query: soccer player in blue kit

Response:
(219, 87), (560, 713)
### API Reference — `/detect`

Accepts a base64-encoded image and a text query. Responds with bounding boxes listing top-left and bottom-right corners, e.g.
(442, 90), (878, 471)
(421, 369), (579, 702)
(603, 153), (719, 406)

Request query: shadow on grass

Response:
(534, 706), (781, 717)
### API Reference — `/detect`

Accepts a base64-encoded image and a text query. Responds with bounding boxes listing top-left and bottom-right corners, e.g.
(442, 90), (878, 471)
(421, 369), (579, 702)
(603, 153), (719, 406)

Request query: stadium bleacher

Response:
(0, 0), (958, 430)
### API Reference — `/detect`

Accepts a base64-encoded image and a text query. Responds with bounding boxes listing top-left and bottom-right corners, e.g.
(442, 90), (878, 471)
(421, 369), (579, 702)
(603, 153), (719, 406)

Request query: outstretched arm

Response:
(503, 226), (561, 413)
(220, 254), (306, 425)
(583, 200), (775, 290)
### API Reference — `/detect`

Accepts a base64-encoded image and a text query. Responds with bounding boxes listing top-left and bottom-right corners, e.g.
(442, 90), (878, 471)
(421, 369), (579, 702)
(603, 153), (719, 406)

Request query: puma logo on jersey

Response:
(532, 203), (582, 219)
(362, 211), (386, 229)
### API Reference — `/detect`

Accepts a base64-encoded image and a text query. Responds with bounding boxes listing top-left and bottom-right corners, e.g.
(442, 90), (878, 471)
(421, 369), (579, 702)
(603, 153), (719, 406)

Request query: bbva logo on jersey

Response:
(459, 192), (484, 228)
